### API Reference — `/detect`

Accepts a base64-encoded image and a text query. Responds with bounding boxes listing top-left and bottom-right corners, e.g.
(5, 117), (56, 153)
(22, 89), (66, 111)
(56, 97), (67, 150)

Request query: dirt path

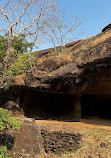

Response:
(35, 118), (111, 131)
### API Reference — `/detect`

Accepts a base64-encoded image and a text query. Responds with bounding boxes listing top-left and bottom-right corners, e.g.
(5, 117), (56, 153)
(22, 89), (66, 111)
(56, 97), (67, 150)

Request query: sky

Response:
(58, 0), (111, 38)
(1, 0), (111, 50)
(39, 0), (111, 50)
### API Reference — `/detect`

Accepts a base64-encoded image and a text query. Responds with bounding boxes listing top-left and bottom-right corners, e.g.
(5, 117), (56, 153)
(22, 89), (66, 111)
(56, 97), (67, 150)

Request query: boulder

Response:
(102, 23), (111, 32)
(8, 118), (44, 158)
(65, 40), (82, 48)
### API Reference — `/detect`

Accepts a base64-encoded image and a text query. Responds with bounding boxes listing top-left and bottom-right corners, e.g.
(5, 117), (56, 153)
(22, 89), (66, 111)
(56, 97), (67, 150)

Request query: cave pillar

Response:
(73, 99), (81, 121)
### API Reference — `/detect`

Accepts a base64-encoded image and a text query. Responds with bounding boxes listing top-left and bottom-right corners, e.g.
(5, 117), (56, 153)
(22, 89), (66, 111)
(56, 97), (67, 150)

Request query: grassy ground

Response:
(36, 119), (111, 158)
(60, 127), (111, 158)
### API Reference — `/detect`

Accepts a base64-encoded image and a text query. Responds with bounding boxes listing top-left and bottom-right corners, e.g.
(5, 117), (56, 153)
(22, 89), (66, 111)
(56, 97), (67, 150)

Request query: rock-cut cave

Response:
(81, 94), (111, 119)
(1, 78), (111, 121)
(22, 82), (111, 121)
(23, 90), (76, 121)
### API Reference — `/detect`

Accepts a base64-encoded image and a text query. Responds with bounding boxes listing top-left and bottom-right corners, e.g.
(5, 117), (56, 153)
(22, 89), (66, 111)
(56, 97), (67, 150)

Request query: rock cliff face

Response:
(1, 25), (111, 120)
(13, 27), (111, 95)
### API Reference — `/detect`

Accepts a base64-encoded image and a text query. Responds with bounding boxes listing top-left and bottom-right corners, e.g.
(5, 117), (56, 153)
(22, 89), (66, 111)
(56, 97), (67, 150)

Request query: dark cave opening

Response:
(23, 90), (74, 120)
(81, 94), (111, 119)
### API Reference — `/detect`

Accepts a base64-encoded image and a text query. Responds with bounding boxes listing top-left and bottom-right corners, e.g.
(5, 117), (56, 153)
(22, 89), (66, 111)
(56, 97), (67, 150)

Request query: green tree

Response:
(0, 36), (7, 63)
(0, 0), (57, 85)
(0, 34), (34, 88)
(0, 34), (34, 64)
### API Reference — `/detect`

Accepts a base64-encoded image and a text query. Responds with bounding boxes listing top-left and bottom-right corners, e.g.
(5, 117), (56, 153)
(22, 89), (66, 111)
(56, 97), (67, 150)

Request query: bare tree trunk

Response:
(59, 38), (63, 56)
(54, 44), (57, 53)
(1, 38), (11, 85)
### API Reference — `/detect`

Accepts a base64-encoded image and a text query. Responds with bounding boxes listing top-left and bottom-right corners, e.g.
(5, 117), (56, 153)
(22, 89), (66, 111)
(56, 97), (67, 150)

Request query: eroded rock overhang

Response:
(1, 27), (111, 121)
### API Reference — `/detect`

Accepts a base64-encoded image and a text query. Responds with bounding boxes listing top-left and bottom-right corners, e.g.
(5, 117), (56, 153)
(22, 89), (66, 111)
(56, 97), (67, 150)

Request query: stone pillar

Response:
(16, 97), (19, 105)
(73, 99), (81, 121)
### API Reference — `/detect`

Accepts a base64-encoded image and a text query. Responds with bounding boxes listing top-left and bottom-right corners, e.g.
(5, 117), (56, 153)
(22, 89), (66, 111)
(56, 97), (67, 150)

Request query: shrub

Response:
(0, 108), (20, 130)
(0, 108), (21, 158)
(0, 146), (11, 158)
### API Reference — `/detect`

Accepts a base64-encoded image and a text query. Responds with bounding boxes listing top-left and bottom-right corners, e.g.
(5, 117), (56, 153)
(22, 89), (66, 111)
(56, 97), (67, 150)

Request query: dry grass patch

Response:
(60, 127), (111, 158)
(37, 55), (72, 72)
(35, 120), (111, 158)
(13, 73), (26, 85)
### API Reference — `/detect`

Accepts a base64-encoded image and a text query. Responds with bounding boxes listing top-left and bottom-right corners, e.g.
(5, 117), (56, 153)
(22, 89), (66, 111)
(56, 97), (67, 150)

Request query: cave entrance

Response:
(81, 94), (111, 119)
(23, 90), (75, 121)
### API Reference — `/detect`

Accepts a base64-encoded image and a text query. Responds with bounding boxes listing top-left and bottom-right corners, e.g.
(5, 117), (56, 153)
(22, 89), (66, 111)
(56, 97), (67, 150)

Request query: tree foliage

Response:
(8, 53), (33, 76)
(0, 34), (35, 87)
(0, 36), (7, 63)
(0, 34), (34, 63)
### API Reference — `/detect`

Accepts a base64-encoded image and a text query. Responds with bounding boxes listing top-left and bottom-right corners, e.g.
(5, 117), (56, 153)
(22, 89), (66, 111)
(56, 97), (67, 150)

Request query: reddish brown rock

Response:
(8, 118), (44, 158)
(65, 40), (82, 48)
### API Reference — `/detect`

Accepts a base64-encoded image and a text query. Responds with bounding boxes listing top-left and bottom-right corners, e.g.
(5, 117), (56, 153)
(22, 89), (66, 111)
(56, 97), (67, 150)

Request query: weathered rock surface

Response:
(65, 40), (82, 48)
(8, 118), (44, 158)
(102, 23), (111, 32)
(1, 25), (111, 121)
(0, 25), (111, 157)
(41, 130), (81, 154)
(10, 26), (111, 97)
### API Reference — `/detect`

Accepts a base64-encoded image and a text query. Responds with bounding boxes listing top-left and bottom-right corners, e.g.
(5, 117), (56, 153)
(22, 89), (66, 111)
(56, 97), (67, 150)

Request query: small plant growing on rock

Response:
(0, 108), (21, 158)
(0, 146), (11, 158)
